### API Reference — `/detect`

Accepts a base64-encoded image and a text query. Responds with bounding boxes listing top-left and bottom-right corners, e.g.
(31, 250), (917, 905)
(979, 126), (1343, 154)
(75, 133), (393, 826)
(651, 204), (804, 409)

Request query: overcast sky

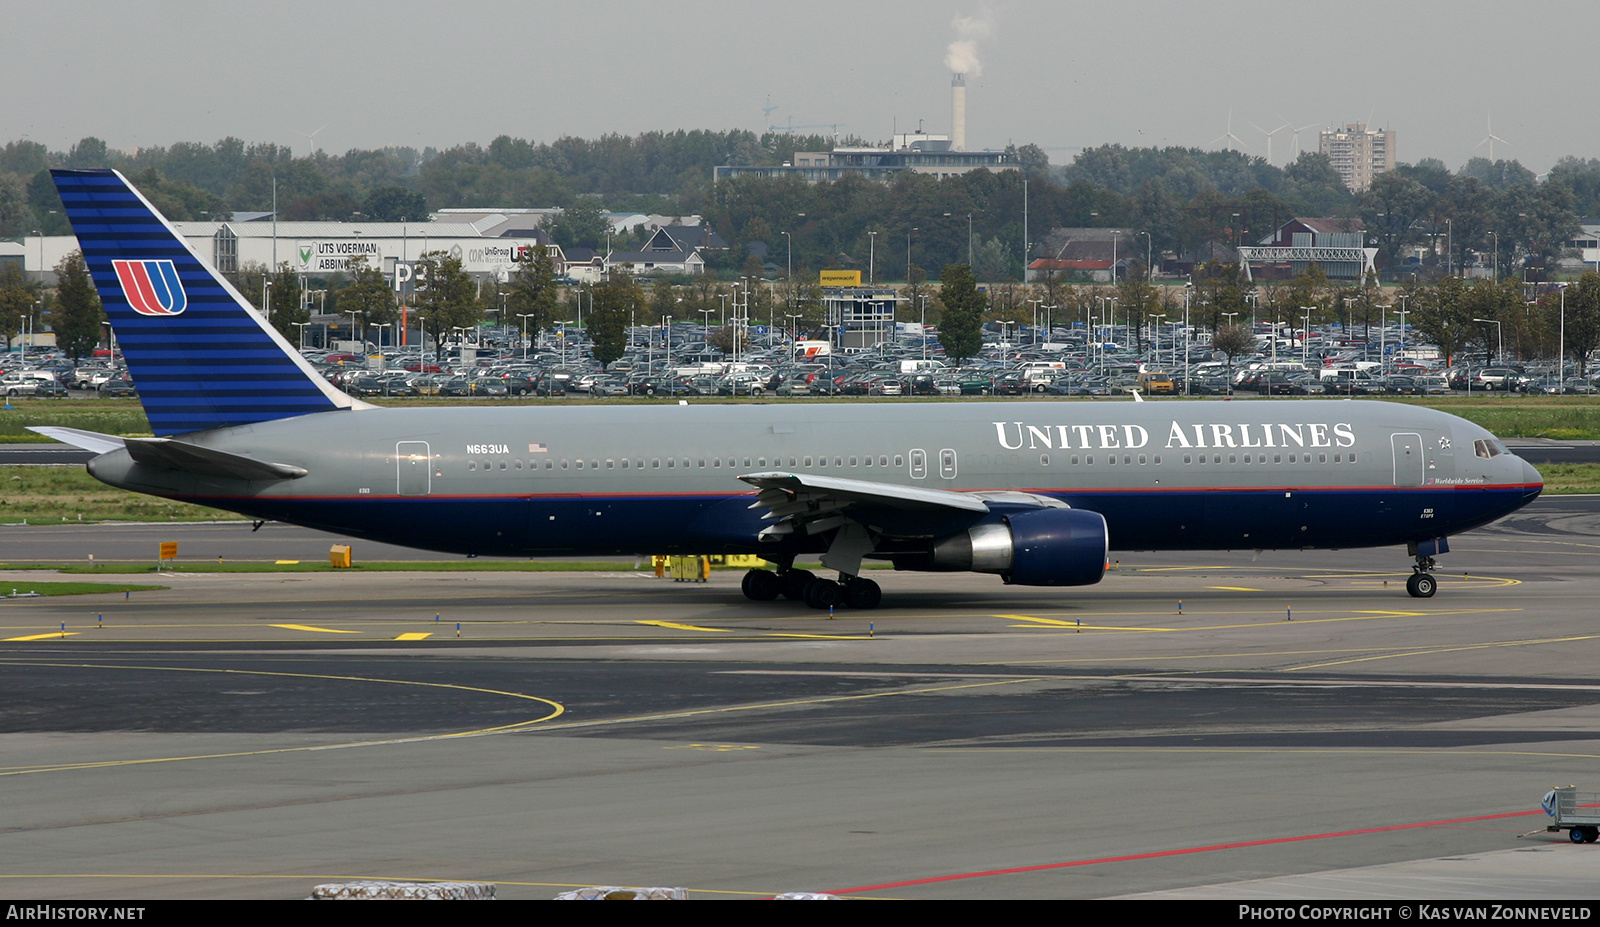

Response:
(7, 1), (1593, 175)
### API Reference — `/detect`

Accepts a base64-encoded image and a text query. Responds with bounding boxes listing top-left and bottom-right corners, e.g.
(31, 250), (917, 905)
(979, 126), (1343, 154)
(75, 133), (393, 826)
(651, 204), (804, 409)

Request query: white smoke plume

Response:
(945, 13), (993, 76)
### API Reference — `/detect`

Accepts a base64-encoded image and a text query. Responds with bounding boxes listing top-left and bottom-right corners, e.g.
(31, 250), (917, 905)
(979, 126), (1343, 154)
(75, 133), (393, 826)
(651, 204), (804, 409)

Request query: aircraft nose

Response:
(1519, 456), (1543, 498)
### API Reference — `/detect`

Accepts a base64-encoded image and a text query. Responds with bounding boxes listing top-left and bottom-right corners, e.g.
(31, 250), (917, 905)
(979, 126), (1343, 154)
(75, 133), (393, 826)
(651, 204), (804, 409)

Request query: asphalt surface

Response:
(1, 495), (1599, 899)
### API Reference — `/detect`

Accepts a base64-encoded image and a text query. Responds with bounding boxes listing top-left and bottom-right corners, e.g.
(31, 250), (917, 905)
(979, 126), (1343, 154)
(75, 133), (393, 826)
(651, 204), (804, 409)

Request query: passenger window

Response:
(804, 456), (813, 467)
(835, 457), (843, 468)
(1138, 454), (1146, 465)
(620, 459), (628, 469)
(1071, 455), (1080, 465)
(713, 458), (720, 468)
(500, 462), (507, 470)
(758, 457), (766, 467)
(849, 456), (858, 467)
(469, 461), (476, 471)
(894, 455), (903, 467)
(576, 460), (584, 470)
(561, 460), (568, 469)
(698, 458), (706, 468)
(879, 456), (888, 467)
(1086, 455), (1095, 465)
(607, 459), (615, 469)
(863, 456), (872, 467)
(1184, 455), (1192, 464)
(1040, 454), (1050, 466)
(1228, 455), (1236, 464)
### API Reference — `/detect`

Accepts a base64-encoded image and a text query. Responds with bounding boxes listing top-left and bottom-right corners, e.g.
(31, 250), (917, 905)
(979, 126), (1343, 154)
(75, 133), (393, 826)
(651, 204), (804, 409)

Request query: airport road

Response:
(0, 519), (511, 564)
(0, 497), (1597, 899)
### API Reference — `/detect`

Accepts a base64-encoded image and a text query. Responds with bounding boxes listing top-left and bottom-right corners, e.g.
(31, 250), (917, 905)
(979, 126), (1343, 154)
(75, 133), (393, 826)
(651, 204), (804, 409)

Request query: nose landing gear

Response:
(1405, 539), (1444, 598)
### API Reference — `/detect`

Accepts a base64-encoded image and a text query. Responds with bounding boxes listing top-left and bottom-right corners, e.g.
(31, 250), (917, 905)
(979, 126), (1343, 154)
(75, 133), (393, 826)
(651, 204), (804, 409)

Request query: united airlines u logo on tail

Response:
(112, 260), (187, 316)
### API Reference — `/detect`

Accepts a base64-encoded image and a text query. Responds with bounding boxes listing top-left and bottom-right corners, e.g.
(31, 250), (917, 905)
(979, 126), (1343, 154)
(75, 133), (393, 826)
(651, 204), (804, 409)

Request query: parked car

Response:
(98, 376), (137, 398)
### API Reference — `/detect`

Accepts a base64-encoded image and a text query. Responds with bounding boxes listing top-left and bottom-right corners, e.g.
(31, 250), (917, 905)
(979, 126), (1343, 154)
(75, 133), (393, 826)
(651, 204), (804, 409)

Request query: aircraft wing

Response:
(739, 471), (990, 516)
(737, 470), (1069, 559)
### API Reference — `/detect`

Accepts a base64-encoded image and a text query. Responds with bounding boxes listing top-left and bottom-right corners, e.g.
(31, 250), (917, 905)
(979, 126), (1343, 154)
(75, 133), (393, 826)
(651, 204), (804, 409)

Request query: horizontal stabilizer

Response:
(26, 426), (128, 455)
(123, 437), (308, 481)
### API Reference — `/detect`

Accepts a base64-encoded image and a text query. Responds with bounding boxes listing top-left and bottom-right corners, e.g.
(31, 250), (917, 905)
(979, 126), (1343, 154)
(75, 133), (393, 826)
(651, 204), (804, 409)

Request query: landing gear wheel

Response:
(843, 577), (882, 610)
(803, 578), (841, 609)
(781, 569), (815, 601)
(1406, 572), (1437, 598)
(741, 569), (781, 601)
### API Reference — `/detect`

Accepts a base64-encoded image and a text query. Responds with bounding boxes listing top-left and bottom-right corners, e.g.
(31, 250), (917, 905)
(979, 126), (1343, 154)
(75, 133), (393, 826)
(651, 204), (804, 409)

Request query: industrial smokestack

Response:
(951, 73), (966, 151)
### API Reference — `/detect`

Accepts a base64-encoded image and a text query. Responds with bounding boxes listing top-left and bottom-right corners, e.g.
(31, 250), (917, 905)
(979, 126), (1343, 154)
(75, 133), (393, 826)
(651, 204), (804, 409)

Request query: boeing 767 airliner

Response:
(35, 170), (1542, 608)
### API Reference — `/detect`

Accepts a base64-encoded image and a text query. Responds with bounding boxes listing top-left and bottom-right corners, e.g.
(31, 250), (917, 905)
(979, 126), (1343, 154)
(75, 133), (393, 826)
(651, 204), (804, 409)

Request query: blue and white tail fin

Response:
(52, 169), (365, 437)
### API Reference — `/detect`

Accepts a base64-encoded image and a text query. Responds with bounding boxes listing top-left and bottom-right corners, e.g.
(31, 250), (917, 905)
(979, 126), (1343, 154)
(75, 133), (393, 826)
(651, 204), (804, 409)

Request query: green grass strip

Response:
(1, 582), (167, 597)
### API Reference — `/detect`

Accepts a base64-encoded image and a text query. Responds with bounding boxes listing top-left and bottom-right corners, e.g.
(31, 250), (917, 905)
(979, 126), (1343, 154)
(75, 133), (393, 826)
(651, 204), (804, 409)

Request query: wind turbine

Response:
(299, 122), (330, 157)
(1251, 120), (1290, 165)
(1211, 110), (1245, 152)
(1474, 113), (1510, 161)
(1282, 117), (1321, 160)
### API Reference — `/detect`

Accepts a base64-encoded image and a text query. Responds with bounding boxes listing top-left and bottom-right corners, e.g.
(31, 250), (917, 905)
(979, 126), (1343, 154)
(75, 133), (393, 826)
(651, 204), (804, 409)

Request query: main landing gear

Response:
(740, 567), (881, 610)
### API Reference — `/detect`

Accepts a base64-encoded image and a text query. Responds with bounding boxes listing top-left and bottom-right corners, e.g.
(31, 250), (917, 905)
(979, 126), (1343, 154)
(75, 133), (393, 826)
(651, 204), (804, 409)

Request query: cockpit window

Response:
(1474, 439), (1506, 459)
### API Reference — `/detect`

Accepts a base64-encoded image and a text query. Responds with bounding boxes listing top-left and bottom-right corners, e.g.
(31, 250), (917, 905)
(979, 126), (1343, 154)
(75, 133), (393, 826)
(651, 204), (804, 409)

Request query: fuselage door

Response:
(1391, 433), (1423, 487)
(909, 448), (927, 480)
(397, 441), (431, 495)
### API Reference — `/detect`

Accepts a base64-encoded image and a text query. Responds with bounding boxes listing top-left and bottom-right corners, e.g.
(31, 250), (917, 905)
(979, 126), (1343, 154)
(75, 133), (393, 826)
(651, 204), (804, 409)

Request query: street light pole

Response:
(517, 313), (536, 361)
(917, 295), (930, 361)
(867, 231), (877, 285)
(1472, 317), (1503, 367)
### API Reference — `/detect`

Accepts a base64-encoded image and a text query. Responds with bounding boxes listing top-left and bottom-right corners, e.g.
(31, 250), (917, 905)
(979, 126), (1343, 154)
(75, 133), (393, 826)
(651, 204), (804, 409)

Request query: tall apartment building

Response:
(1319, 123), (1396, 192)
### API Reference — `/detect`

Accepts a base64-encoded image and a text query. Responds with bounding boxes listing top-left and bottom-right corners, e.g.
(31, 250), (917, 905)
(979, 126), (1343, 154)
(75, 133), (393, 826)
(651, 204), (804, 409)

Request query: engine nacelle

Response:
(929, 508), (1108, 586)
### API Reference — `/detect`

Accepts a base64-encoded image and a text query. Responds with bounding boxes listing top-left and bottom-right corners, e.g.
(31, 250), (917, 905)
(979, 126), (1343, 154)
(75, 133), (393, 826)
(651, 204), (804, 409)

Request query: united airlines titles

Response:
(992, 420), (1357, 451)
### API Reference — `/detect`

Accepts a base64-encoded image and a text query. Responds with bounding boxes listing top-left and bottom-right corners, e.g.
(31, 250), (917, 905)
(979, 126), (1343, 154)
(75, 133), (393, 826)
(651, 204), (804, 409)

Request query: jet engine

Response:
(928, 508), (1108, 586)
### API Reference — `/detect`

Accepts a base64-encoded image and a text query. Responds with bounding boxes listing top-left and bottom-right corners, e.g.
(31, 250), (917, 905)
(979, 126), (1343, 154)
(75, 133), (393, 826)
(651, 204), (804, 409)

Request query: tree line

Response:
(7, 133), (1597, 288)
